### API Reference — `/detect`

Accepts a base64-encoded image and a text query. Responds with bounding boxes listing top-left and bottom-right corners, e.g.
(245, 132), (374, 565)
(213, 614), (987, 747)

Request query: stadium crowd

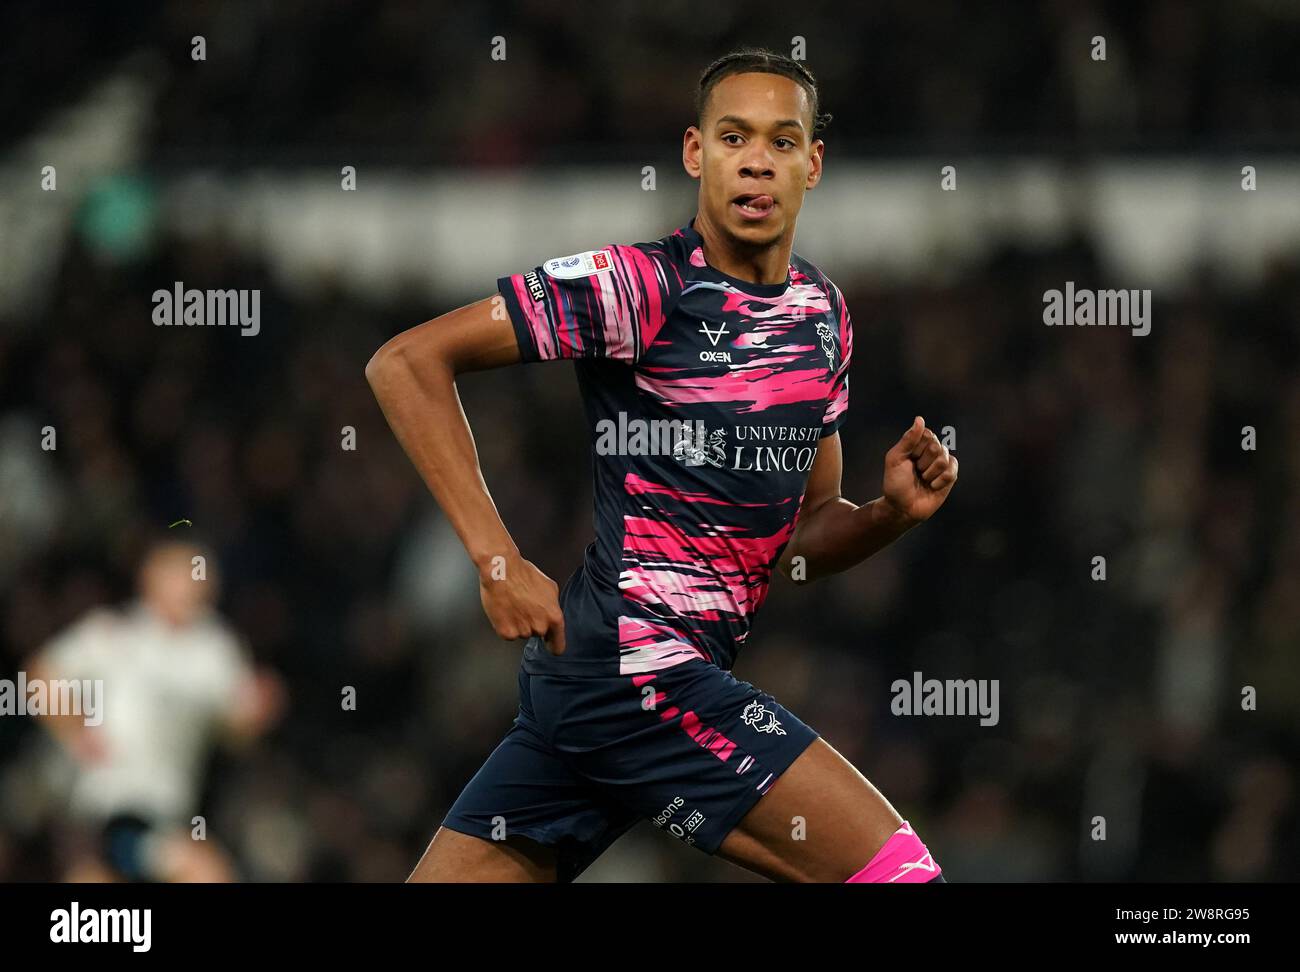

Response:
(7, 0), (1300, 163)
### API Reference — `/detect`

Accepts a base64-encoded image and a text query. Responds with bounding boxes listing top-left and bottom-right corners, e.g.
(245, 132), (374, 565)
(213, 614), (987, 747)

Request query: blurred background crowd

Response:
(8, 0), (1300, 162)
(1, 0), (1298, 881)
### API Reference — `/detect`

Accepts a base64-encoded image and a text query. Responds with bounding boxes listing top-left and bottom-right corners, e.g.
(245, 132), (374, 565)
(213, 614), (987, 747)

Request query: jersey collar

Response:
(682, 216), (792, 297)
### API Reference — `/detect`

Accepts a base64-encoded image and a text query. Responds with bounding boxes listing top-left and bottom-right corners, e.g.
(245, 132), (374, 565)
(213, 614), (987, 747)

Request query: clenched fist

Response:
(479, 552), (567, 655)
(881, 416), (958, 525)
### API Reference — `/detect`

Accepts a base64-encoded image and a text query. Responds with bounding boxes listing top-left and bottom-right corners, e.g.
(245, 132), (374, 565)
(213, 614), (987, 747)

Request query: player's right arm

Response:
(25, 613), (112, 763)
(365, 296), (567, 654)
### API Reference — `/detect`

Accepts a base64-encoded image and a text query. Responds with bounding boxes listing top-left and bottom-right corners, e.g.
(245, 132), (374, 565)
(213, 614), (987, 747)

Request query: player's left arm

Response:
(777, 416), (957, 584)
(217, 666), (285, 748)
(210, 639), (286, 748)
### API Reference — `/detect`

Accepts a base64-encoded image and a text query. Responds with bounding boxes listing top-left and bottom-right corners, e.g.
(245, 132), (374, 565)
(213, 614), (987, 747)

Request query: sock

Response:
(844, 820), (942, 883)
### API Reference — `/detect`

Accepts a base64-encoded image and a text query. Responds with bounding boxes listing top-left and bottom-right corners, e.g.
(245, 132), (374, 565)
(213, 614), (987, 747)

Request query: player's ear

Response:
(682, 126), (703, 179)
(805, 138), (825, 190)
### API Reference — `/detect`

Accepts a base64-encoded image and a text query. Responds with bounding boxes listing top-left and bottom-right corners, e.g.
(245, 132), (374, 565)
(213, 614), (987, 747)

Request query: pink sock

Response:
(844, 820), (941, 883)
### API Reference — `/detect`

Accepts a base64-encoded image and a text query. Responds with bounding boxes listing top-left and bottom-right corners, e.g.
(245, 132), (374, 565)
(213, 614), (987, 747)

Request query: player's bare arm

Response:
(778, 416), (958, 584)
(365, 297), (567, 654)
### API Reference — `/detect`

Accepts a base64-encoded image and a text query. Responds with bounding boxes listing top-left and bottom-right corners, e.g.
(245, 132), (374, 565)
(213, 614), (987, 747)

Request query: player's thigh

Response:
(408, 826), (556, 883)
(421, 667), (635, 883)
(717, 736), (904, 883)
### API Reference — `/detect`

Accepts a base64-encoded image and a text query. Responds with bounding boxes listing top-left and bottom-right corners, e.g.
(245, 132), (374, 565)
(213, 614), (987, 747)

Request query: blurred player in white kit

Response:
(27, 539), (284, 882)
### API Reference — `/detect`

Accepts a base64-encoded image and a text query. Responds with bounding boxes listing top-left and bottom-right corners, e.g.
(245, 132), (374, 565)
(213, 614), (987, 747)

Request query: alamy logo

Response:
(741, 700), (786, 735)
(0, 672), (102, 726)
(1042, 281), (1151, 336)
(592, 415), (818, 473)
(891, 671), (1000, 726)
(152, 282), (260, 336)
(595, 413), (710, 459)
(50, 902), (151, 952)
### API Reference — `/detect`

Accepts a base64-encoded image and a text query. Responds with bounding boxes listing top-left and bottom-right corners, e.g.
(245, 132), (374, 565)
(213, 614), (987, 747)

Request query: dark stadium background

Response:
(1, 1), (1297, 881)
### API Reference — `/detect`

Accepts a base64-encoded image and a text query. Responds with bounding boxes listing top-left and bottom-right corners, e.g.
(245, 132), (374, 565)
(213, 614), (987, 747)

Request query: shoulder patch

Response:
(542, 249), (614, 279)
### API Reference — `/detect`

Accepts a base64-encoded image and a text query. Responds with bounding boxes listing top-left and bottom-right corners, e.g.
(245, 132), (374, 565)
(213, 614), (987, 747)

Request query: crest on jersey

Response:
(543, 249), (614, 279)
(672, 425), (726, 468)
(741, 701), (786, 735)
(815, 321), (837, 369)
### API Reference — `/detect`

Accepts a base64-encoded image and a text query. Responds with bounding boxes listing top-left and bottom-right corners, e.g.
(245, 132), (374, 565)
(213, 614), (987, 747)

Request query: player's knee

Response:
(844, 819), (943, 883)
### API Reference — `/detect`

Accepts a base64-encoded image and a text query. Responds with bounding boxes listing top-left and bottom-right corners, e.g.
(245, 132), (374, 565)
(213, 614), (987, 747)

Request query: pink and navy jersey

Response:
(497, 217), (853, 676)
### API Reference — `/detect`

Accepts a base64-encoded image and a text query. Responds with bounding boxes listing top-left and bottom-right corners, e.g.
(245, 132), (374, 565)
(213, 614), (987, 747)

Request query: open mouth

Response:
(732, 194), (775, 219)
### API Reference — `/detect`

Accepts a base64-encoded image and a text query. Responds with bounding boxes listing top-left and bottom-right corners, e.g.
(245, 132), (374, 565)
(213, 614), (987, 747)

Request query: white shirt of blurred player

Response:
(40, 601), (252, 826)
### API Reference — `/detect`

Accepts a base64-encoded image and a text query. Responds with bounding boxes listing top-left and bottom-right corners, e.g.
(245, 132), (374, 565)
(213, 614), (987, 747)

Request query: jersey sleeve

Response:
(39, 608), (115, 677)
(820, 283), (853, 437)
(497, 243), (681, 364)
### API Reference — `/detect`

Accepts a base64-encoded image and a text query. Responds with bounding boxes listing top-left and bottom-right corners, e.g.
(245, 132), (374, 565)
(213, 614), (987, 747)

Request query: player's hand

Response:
(479, 553), (566, 655)
(881, 416), (958, 525)
(228, 668), (287, 741)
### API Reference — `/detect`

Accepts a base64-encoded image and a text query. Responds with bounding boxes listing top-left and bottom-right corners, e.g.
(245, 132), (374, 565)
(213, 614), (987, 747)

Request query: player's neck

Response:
(692, 211), (792, 287)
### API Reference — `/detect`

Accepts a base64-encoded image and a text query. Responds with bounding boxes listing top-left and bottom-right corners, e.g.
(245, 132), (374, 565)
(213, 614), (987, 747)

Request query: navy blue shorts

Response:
(441, 650), (819, 881)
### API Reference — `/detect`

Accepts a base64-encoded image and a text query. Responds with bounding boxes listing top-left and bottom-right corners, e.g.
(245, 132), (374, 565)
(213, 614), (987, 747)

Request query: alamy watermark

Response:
(593, 411), (818, 472)
(891, 672), (999, 726)
(1043, 282), (1150, 337)
(0, 671), (103, 726)
(152, 282), (260, 336)
(595, 413), (709, 458)
(50, 902), (150, 952)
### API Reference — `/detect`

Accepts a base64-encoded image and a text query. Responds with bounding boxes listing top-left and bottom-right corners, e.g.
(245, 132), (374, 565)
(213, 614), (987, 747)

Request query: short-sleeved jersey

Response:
(497, 217), (853, 676)
(38, 602), (252, 824)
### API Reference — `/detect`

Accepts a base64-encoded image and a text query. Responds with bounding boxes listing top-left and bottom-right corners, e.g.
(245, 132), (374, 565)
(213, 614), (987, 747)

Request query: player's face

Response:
(685, 72), (824, 249)
(139, 544), (217, 627)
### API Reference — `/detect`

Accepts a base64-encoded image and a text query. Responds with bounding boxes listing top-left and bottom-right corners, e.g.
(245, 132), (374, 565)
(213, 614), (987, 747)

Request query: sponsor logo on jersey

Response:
(542, 249), (615, 279)
(652, 795), (684, 829)
(523, 270), (546, 303)
(730, 425), (819, 473)
(682, 809), (706, 834)
(698, 320), (729, 346)
(653, 796), (703, 845)
(698, 320), (733, 362)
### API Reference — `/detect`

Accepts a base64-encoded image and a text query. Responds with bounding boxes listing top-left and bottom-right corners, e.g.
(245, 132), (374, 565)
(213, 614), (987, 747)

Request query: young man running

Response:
(367, 48), (958, 883)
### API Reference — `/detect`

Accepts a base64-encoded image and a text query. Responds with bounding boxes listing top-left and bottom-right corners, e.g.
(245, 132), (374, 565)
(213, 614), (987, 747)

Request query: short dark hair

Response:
(696, 47), (832, 137)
